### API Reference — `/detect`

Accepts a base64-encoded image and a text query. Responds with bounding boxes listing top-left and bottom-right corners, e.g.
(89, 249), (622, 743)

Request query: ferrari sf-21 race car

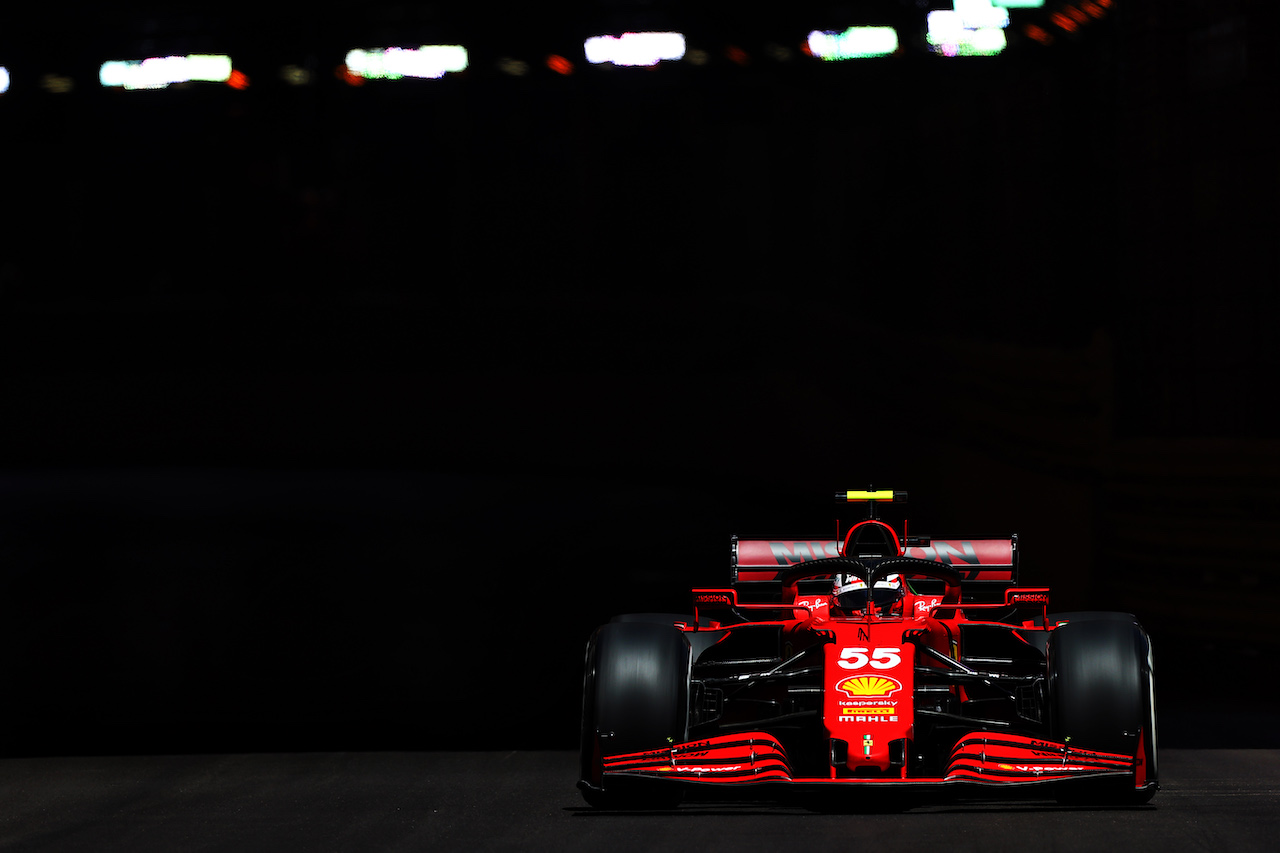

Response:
(579, 491), (1157, 808)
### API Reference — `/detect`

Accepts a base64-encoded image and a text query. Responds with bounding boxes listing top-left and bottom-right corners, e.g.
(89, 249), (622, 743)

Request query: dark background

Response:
(0, 1), (1276, 755)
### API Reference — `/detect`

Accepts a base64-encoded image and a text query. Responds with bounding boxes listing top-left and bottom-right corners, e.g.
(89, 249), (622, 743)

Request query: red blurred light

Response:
(546, 54), (574, 75)
(336, 64), (364, 86)
(227, 69), (249, 89)
(1051, 12), (1079, 32)
(1024, 24), (1054, 46)
(725, 45), (749, 66)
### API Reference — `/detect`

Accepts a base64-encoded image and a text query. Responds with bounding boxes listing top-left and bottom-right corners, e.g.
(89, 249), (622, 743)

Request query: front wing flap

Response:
(601, 733), (794, 784)
(599, 731), (1138, 789)
(943, 733), (1136, 783)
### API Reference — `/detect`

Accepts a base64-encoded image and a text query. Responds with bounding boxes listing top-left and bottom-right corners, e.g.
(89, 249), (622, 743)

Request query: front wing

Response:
(593, 731), (1146, 791)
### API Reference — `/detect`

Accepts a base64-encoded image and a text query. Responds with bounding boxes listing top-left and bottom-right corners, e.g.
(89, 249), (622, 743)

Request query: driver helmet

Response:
(832, 573), (903, 614)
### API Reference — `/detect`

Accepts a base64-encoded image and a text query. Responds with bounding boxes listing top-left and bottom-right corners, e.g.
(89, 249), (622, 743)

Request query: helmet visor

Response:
(832, 573), (902, 612)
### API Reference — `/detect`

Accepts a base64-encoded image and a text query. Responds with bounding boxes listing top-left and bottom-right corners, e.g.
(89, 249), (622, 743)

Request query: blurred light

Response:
(765, 43), (794, 62)
(1050, 12), (1079, 32)
(227, 70), (249, 89)
(927, 23), (1008, 56)
(336, 65), (364, 86)
(954, 0), (1010, 29)
(807, 27), (900, 60)
(41, 73), (75, 93)
(99, 54), (233, 90)
(583, 32), (686, 66)
(280, 65), (311, 86)
(685, 49), (709, 66)
(0, 67), (8, 94)
(344, 45), (468, 80)
(1024, 23), (1054, 45)
(497, 57), (529, 77)
(725, 46), (750, 65)
(927, 1), (1010, 56)
(546, 55), (574, 75)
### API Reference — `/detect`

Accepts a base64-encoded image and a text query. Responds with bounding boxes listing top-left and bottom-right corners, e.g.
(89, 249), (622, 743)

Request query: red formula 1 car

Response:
(579, 491), (1157, 809)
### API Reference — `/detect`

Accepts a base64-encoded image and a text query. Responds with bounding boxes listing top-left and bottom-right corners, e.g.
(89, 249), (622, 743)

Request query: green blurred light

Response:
(928, 27), (1008, 56)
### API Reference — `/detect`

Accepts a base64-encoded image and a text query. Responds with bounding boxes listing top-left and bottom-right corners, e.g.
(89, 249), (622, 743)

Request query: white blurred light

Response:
(0, 67), (9, 94)
(99, 54), (233, 89)
(969, 27), (1009, 53)
(927, 2), (1010, 57)
(955, 0), (1010, 29)
(807, 27), (899, 60)
(584, 32), (686, 66)
(928, 11), (968, 44)
(344, 46), (468, 80)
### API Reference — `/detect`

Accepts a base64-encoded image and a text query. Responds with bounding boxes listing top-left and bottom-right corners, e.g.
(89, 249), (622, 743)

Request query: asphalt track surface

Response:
(1, 750), (1277, 852)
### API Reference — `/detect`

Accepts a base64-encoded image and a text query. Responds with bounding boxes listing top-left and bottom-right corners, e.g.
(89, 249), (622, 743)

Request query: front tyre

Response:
(579, 621), (690, 809)
(1048, 618), (1158, 805)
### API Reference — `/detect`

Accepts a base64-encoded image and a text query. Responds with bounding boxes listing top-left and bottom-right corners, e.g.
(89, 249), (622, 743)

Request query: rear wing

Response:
(731, 534), (1019, 602)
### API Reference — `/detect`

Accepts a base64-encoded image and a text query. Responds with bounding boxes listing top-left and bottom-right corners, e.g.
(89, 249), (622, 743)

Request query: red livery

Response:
(579, 491), (1157, 809)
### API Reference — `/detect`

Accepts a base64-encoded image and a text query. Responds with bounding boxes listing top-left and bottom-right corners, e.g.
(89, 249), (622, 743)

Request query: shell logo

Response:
(836, 675), (902, 698)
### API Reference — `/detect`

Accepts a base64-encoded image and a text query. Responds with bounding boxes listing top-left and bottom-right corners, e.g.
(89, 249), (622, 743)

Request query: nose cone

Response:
(824, 627), (916, 775)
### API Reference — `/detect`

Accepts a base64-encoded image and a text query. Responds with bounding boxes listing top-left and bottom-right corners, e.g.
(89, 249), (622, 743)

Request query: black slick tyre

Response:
(1048, 618), (1158, 805)
(579, 621), (690, 809)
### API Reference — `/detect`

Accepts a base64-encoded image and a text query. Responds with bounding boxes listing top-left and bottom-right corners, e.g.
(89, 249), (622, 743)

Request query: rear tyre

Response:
(579, 621), (690, 809)
(1048, 618), (1158, 805)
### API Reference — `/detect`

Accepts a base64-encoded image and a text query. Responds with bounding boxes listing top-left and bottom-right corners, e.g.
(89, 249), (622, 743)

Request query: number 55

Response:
(838, 647), (902, 670)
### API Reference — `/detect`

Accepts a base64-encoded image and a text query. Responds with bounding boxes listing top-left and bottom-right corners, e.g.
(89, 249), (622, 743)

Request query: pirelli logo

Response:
(841, 707), (895, 716)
